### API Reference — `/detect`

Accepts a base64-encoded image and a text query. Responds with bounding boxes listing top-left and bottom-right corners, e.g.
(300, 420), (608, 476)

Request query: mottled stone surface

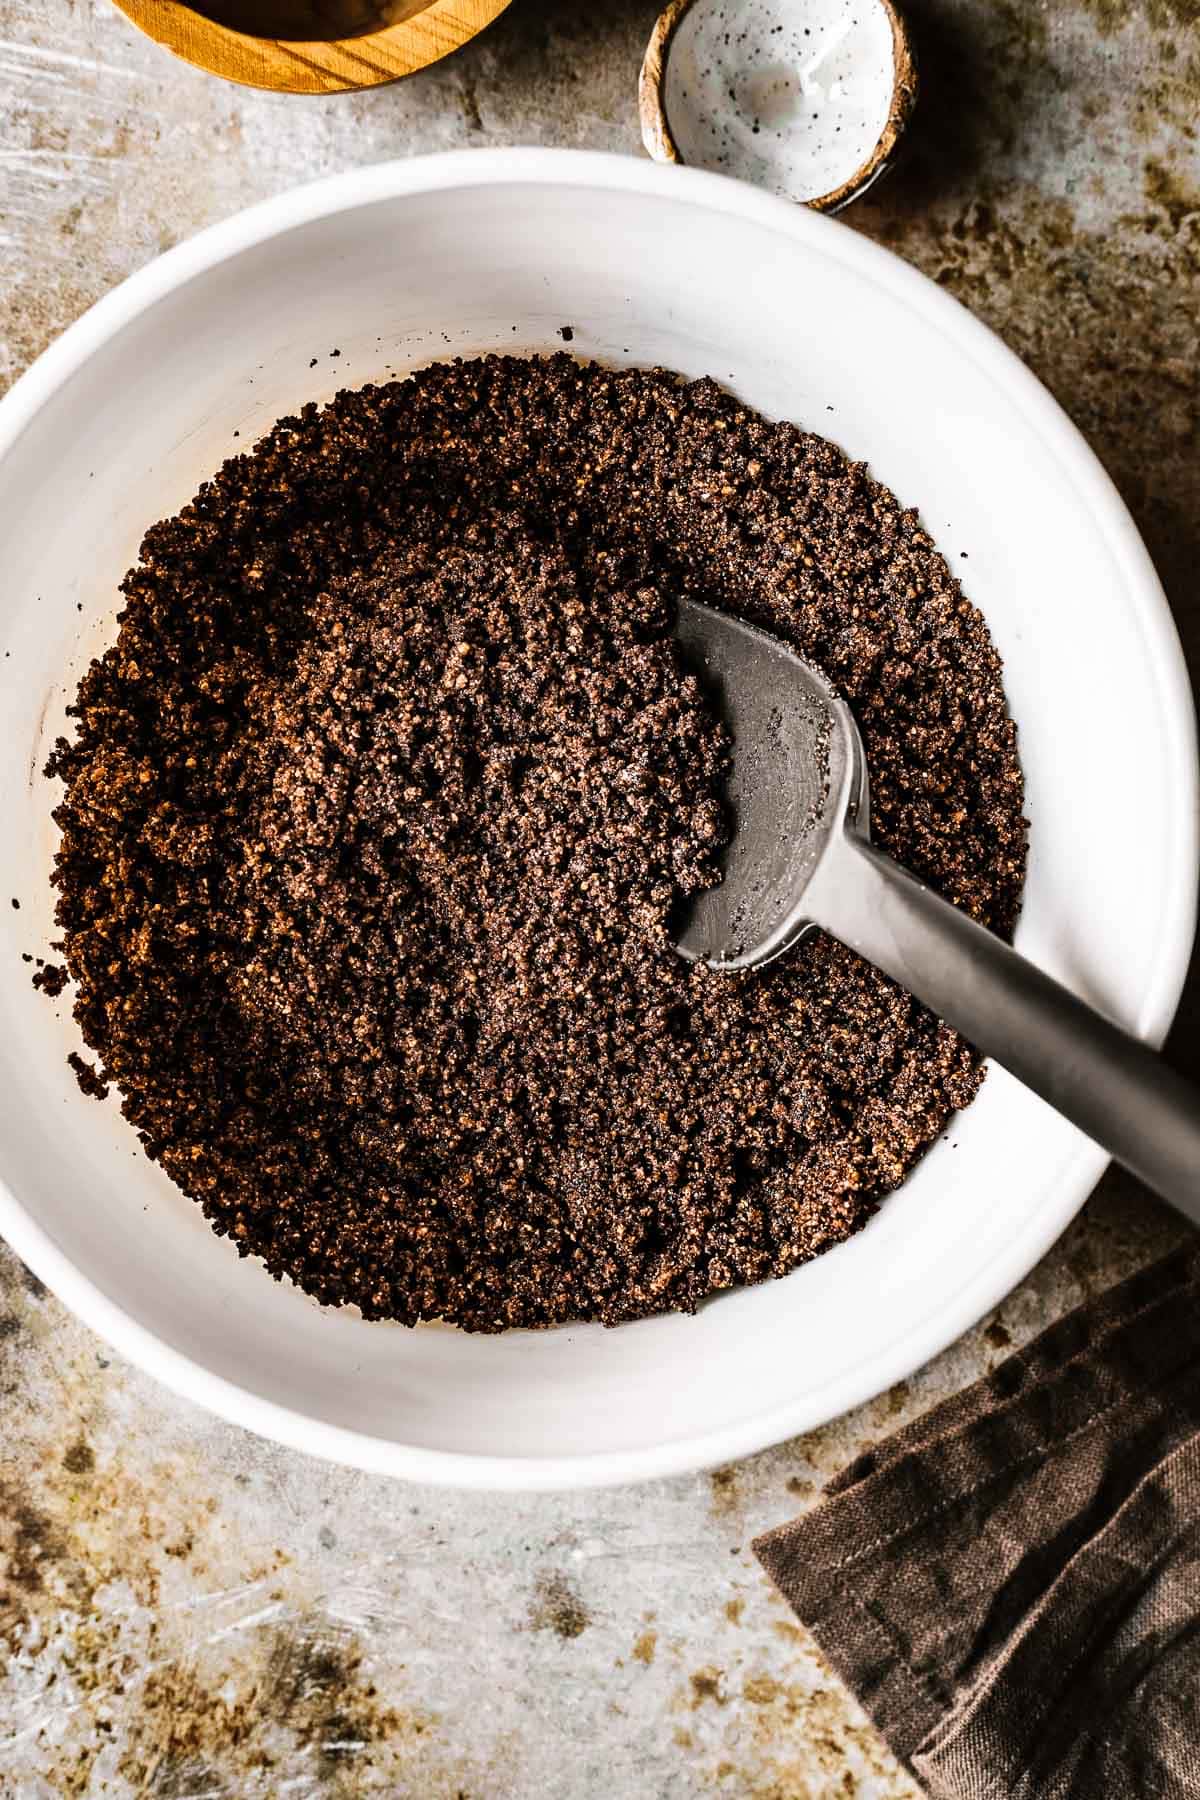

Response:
(0, 0), (1197, 1793)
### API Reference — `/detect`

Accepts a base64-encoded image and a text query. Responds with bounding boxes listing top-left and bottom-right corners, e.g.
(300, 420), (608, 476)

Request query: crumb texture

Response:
(45, 357), (1025, 1330)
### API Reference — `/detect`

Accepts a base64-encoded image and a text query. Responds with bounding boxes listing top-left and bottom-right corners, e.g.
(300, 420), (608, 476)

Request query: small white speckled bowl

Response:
(641, 0), (918, 212)
(0, 151), (1194, 1488)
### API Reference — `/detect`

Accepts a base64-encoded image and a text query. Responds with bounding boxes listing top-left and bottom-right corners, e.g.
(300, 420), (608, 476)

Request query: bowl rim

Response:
(1, 146), (1195, 1490)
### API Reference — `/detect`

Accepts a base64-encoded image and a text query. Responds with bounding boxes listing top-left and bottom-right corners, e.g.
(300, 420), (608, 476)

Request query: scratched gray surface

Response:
(1, 1), (1198, 1795)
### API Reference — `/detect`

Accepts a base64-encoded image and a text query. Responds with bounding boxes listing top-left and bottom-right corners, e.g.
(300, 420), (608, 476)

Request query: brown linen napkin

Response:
(753, 1244), (1200, 1799)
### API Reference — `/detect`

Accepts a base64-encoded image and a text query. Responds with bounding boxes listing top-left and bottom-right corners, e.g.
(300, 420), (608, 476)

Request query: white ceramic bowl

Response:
(0, 150), (1194, 1489)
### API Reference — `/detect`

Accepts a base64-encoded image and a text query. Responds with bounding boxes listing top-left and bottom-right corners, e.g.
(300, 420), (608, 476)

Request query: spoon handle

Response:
(810, 831), (1200, 1217)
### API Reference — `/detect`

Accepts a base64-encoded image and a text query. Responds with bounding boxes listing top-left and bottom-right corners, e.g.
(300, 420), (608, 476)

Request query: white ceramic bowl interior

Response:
(0, 151), (1194, 1488)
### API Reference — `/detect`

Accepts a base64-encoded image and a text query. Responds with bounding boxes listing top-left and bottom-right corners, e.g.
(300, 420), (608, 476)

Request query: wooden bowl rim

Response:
(638, 0), (918, 214)
(112, 0), (513, 93)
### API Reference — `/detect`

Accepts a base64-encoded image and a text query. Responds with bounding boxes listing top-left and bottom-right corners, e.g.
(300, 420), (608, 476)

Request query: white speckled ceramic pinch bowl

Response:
(0, 150), (1193, 1488)
(641, 0), (918, 211)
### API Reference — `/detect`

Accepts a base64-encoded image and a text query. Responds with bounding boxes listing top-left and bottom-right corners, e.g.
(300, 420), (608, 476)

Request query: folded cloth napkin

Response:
(753, 1244), (1200, 1800)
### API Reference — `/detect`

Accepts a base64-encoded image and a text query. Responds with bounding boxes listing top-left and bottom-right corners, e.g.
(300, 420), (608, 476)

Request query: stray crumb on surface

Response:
(529, 1570), (591, 1640)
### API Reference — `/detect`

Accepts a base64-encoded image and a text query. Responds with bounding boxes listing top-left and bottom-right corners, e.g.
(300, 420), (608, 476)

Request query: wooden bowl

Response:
(111, 0), (512, 93)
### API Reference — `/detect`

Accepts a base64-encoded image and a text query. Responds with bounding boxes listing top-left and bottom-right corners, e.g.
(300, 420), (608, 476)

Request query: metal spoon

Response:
(673, 598), (1200, 1215)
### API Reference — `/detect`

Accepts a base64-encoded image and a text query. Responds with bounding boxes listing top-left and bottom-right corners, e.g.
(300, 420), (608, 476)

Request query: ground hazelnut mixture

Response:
(45, 357), (1025, 1330)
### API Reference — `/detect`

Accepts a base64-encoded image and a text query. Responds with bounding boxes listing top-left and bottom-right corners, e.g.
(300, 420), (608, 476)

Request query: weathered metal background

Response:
(1, 0), (1196, 1792)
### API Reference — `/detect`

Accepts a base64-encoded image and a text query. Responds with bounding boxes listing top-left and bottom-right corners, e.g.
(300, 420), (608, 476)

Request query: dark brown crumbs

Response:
(31, 962), (69, 997)
(67, 1053), (109, 1101)
(44, 355), (1026, 1331)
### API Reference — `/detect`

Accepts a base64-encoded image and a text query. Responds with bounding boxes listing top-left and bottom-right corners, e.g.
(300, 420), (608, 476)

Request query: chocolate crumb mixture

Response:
(45, 357), (1025, 1330)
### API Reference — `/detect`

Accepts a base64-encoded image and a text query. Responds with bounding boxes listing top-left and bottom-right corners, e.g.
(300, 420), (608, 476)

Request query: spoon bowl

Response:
(673, 598), (865, 968)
